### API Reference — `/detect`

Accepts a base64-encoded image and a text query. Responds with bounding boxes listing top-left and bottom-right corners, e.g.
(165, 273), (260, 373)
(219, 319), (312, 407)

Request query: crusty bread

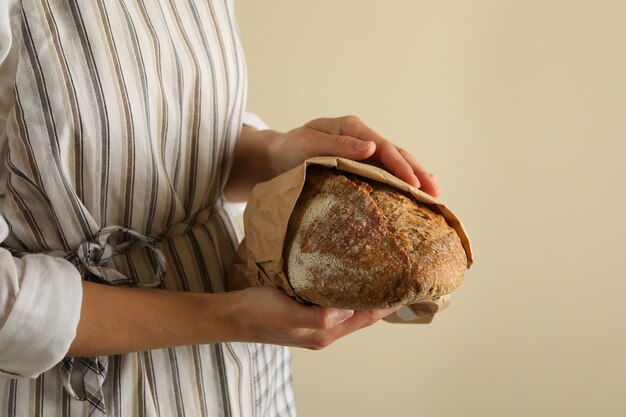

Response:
(283, 167), (467, 310)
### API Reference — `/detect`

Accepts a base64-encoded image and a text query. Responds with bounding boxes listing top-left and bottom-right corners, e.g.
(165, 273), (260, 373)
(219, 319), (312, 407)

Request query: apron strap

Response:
(73, 226), (166, 287)
(58, 226), (166, 415)
(60, 356), (108, 417)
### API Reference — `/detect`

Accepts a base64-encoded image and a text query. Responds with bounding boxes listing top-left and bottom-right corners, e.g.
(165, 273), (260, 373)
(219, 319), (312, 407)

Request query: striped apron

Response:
(0, 0), (295, 416)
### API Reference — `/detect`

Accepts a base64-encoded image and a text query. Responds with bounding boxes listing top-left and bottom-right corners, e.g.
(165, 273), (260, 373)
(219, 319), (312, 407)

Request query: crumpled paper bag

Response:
(230, 156), (473, 324)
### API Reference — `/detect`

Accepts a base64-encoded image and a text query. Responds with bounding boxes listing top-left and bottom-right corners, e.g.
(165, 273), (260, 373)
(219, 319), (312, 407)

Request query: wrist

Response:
(193, 291), (242, 344)
(209, 288), (260, 344)
(224, 126), (283, 201)
(249, 128), (283, 179)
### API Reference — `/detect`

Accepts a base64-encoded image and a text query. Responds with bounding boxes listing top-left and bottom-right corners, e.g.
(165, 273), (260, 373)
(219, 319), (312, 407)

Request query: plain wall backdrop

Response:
(236, 1), (626, 416)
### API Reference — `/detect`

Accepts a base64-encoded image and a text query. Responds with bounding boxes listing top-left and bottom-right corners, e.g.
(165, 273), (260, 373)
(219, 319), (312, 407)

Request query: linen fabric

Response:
(0, 0), (295, 416)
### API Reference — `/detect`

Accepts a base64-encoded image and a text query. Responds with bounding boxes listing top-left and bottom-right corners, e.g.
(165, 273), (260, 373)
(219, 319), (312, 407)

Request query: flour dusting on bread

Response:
(283, 167), (467, 310)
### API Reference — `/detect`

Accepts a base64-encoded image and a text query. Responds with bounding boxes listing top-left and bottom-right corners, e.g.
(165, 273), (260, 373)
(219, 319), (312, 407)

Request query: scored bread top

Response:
(284, 167), (467, 310)
(368, 180), (467, 303)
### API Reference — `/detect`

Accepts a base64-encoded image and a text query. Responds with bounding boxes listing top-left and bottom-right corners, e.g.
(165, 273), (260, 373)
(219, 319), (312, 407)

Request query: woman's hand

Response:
(228, 286), (401, 350)
(268, 116), (440, 197)
(225, 115), (440, 201)
(67, 282), (396, 356)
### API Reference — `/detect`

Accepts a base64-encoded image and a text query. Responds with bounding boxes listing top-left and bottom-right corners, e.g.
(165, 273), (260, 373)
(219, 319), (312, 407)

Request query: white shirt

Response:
(0, 0), (83, 378)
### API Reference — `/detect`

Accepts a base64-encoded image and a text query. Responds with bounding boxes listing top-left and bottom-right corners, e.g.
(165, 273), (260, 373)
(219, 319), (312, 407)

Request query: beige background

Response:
(236, 1), (626, 416)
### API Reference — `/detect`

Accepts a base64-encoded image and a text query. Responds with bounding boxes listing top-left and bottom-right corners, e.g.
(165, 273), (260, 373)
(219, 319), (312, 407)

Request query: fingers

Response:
(375, 142), (421, 188)
(334, 306), (402, 336)
(261, 287), (355, 330)
(305, 116), (440, 197)
(239, 288), (404, 350)
(398, 148), (440, 197)
(296, 306), (355, 330)
(307, 116), (406, 168)
(299, 305), (402, 351)
(302, 127), (376, 162)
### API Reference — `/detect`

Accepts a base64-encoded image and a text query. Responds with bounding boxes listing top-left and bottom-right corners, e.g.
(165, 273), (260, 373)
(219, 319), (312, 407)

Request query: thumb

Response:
(307, 129), (376, 160)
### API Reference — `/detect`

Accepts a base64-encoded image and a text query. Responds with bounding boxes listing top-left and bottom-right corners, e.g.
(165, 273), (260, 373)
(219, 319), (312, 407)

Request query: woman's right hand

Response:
(67, 283), (397, 357)
(228, 286), (401, 350)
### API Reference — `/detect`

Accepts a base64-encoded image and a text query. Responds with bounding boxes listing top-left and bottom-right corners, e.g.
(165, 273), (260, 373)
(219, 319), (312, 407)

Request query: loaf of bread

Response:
(283, 167), (467, 310)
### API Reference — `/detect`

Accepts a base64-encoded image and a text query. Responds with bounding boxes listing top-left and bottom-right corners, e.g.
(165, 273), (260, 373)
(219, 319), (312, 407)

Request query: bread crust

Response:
(284, 168), (467, 310)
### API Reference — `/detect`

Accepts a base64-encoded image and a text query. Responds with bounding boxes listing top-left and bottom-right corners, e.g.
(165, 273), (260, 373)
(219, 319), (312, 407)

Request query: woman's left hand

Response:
(225, 115), (440, 201)
(267, 116), (440, 197)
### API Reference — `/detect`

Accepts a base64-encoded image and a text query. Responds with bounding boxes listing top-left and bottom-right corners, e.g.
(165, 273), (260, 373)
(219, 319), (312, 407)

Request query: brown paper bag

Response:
(230, 156), (473, 324)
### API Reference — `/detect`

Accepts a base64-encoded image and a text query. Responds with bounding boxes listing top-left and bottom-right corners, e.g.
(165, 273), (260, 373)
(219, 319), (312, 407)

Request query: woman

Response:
(0, 1), (439, 416)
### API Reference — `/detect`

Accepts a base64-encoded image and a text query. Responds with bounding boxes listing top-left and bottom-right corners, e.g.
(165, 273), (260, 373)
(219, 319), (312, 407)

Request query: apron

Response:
(0, 1), (295, 416)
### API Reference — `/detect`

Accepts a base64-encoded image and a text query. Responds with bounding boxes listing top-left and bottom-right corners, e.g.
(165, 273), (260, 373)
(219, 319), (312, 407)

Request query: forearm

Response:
(68, 282), (397, 357)
(67, 281), (239, 357)
(224, 125), (280, 202)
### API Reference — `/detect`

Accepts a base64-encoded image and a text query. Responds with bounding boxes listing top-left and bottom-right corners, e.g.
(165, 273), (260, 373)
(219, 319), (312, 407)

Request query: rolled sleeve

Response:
(242, 111), (269, 130)
(0, 252), (82, 378)
(0, 1), (82, 377)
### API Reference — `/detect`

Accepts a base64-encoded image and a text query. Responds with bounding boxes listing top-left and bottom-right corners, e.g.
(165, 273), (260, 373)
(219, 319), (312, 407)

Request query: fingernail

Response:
(354, 141), (372, 151)
(337, 309), (354, 323)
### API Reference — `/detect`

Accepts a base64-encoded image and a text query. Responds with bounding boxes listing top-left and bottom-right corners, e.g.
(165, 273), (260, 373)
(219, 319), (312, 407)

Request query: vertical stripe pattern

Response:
(0, 0), (295, 416)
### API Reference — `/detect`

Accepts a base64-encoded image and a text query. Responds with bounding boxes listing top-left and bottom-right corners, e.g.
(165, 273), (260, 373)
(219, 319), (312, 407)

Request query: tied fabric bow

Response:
(59, 226), (166, 416)
(74, 226), (166, 287)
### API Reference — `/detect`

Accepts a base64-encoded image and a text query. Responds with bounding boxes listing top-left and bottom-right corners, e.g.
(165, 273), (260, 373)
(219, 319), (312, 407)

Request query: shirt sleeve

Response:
(0, 216), (83, 379)
(0, 0), (19, 130)
(242, 111), (270, 130)
(0, 0), (84, 379)
(0, 0), (19, 193)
